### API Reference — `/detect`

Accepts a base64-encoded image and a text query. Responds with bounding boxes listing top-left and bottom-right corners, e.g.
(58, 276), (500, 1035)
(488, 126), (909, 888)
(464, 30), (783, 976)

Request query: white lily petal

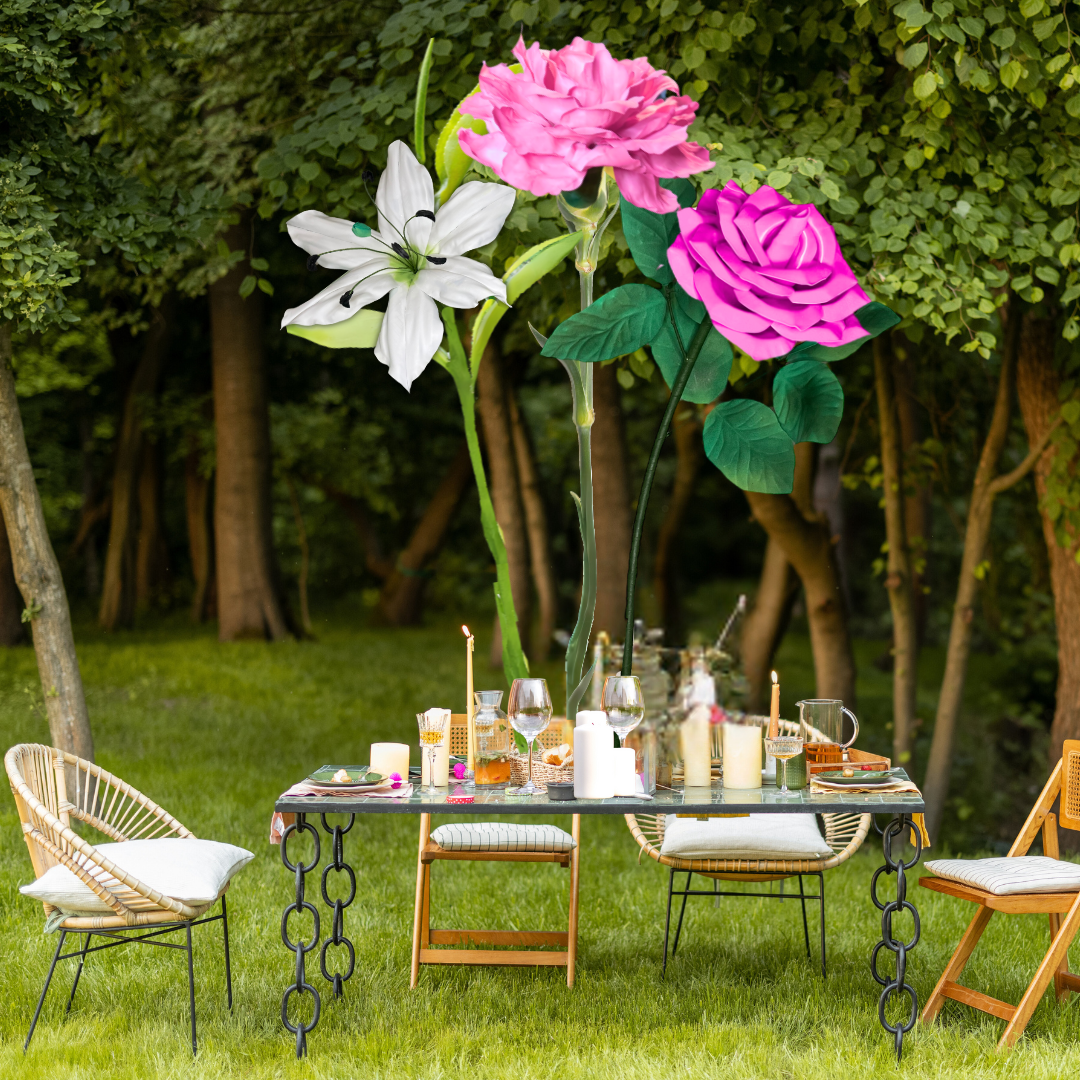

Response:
(415, 256), (508, 309)
(375, 284), (445, 391)
(286, 210), (386, 270)
(281, 264), (396, 329)
(428, 182), (517, 257)
(377, 141), (435, 253)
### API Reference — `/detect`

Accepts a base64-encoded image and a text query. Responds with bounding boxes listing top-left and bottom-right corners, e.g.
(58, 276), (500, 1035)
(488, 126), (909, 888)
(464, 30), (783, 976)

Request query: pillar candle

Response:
(612, 747), (637, 796)
(723, 723), (762, 789)
(370, 742), (410, 780)
(421, 734), (450, 787)
(680, 704), (712, 787)
(573, 711), (614, 799)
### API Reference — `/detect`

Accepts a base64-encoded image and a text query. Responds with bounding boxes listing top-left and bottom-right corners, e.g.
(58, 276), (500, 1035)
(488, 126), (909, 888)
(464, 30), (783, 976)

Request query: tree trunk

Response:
(0, 509), (25, 646)
(1017, 311), (1080, 756)
(874, 335), (919, 766)
(744, 443), (856, 707)
(922, 308), (1052, 839)
(209, 221), (289, 641)
(0, 325), (93, 759)
(592, 362), (633, 641)
(508, 386), (557, 664)
(651, 401), (703, 642)
(79, 417), (101, 599)
(476, 343), (531, 665)
(186, 450), (214, 623)
(285, 475), (313, 637)
(135, 440), (167, 611)
(378, 441), (472, 626)
(741, 537), (799, 713)
(98, 303), (169, 629)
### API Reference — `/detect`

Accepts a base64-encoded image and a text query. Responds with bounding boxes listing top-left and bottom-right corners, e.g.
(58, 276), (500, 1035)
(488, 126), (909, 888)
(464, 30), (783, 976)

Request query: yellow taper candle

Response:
(462, 625), (475, 771)
(769, 670), (780, 740)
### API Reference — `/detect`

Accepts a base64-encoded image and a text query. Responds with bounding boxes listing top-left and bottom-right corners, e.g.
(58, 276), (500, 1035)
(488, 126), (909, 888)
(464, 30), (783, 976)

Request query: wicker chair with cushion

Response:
(6, 743), (251, 1054)
(625, 717), (870, 977)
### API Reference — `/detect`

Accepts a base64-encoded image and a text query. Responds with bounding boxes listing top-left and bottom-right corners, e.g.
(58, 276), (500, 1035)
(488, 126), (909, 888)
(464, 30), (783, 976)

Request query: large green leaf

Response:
(620, 177), (696, 283)
(541, 284), (666, 363)
(773, 360), (844, 443)
(702, 399), (795, 493)
(782, 301), (900, 363)
(651, 288), (732, 403)
(468, 232), (580, 381)
(286, 308), (383, 349)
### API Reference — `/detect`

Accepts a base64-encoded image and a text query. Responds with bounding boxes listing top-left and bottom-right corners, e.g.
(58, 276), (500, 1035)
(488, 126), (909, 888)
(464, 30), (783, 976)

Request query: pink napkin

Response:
(269, 780), (414, 843)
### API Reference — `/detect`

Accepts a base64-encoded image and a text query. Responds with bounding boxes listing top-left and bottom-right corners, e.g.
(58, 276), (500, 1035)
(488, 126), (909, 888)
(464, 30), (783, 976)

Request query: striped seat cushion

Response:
(925, 856), (1080, 896)
(430, 822), (575, 853)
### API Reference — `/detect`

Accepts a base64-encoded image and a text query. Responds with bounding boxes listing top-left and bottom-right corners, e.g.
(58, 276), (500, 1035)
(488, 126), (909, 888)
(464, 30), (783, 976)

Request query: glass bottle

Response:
(473, 690), (513, 787)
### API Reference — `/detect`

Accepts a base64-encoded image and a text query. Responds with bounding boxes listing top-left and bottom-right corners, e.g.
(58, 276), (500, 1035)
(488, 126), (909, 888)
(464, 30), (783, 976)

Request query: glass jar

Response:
(473, 690), (513, 787)
(623, 718), (658, 795)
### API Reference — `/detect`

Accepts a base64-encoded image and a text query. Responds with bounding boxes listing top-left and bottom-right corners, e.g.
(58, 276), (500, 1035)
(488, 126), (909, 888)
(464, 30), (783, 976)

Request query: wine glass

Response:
(416, 710), (449, 796)
(505, 678), (552, 796)
(764, 734), (803, 797)
(602, 675), (645, 746)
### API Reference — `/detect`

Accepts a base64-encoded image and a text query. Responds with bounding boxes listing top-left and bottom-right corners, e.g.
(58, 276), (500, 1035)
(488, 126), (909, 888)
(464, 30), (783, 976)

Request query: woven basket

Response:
(509, 752), (573, 787)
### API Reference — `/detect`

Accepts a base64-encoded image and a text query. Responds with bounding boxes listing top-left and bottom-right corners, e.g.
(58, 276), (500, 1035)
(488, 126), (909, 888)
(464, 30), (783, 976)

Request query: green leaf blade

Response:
(286, 308), (383, 349)
(773, 361), (844, 444)
(541, 284), (666, 363)
(651, 289), (731, 403)
(702, 400), (795, 493)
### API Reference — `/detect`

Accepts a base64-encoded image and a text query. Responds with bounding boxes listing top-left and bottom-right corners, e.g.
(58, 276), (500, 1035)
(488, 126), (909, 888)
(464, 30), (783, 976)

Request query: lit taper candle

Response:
(462, 625), (475, 772)
(769, 670), (780, 739)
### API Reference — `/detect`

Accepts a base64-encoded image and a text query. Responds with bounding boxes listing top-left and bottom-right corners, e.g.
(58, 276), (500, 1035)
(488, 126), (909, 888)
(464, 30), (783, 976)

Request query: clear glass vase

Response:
(473, 690), (512, 788)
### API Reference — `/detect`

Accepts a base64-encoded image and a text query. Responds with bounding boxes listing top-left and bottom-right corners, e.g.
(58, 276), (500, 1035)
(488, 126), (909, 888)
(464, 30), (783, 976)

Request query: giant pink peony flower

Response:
(457, 36), (712, 214)
(668, 182), (871, 360)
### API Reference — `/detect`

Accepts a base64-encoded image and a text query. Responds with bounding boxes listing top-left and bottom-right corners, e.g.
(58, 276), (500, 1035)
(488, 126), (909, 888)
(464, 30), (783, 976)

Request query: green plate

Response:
(815, 769), (896, 784)
(307, 765), (388, 787)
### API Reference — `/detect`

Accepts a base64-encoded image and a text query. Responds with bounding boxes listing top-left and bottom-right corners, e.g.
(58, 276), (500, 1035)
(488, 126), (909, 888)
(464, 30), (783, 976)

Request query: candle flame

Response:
(462, 624), (473, 639)
(771, 670), (778, 684)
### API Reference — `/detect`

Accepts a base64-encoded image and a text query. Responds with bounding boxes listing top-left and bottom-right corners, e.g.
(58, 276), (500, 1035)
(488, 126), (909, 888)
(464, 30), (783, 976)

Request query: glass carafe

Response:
(473, 690), (513, 787)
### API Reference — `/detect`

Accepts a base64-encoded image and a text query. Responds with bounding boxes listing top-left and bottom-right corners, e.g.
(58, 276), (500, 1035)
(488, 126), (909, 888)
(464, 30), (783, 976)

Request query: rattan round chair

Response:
(625, 718), (870, 977)
(5, 743), (233, 1054)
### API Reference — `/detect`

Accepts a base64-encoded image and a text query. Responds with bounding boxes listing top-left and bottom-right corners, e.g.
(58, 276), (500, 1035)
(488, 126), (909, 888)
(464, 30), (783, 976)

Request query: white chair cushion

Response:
(659, 813), (833, 861)
(924, 856), (1080, 896)
(430, 822), (575, 853)
(19, 838), (254, 915)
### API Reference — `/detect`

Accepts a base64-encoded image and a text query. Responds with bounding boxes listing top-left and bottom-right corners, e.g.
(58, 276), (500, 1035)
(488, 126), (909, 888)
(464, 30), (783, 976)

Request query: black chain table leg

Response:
(281, 813), (321, 1058)
(870, 814), (923, 1061)
(320, 814), (357, 998)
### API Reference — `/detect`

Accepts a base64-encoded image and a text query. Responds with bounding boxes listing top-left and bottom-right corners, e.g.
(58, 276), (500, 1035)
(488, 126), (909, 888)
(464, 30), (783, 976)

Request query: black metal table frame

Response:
(277, 794), (924, 1061)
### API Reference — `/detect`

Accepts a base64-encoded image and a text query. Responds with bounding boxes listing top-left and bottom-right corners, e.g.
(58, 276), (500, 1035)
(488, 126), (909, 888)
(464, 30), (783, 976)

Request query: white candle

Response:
(370, 742), (410, 780)
(573, 711), (614, 799)
(680, 704), (712, 787)
(612, 747), (637, 796)
(723, 723), (762, 789)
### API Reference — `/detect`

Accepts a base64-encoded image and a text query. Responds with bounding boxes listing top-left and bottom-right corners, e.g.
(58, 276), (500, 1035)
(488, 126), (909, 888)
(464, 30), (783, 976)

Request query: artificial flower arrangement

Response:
(282, 36), (898, 720)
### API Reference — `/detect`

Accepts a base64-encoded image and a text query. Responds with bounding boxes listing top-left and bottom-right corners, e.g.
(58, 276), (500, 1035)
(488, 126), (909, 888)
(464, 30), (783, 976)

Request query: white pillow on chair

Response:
(430, 822), (575, 853)
(19, 838), (254, 914)
(659, 814), (833, 861)
(924, 856), (1080, 895)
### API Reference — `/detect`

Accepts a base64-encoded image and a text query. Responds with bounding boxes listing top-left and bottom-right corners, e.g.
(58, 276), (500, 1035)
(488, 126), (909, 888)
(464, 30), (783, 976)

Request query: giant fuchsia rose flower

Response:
(668, 182), (871, 360)
(457, 36), (712, 214)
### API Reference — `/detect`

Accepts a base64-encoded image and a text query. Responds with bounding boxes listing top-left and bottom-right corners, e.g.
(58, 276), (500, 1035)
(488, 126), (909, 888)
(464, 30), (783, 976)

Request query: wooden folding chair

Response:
(921, 740), (1080, 1048)
(410, 715), (580, 988)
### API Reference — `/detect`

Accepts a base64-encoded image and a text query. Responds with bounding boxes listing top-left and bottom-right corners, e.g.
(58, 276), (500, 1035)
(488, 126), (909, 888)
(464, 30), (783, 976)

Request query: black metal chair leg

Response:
(662, 869), (675, 978)
(25, 931), (65, 1052)
(221, 895), (233, 1010)
(186, 923), (197, 1056)
(797, 874), (811, 959)
(818, 873), (827, 979)
(671, 872), (692, 958)
(66, 934), (90, 1014)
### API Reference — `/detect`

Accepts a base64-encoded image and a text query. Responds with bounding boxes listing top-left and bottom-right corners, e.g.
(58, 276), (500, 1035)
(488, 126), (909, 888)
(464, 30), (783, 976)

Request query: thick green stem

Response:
(441, 311), (529, 682)
(621, 314), (713, 676)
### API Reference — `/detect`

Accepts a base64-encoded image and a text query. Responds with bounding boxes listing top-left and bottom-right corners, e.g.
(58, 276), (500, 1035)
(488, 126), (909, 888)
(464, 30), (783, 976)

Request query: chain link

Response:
(319, 814), (357, 997)
(280, 815), (321, 1057)
(870, 815), (923, 1061)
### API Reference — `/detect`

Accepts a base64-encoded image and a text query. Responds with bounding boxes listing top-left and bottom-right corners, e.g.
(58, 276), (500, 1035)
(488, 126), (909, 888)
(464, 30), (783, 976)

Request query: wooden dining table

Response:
(275, 775), (926, 1060)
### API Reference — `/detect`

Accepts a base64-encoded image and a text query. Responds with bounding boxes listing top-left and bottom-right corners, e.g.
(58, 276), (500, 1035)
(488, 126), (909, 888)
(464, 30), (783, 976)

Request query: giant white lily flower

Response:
(281, 140), (517, 390)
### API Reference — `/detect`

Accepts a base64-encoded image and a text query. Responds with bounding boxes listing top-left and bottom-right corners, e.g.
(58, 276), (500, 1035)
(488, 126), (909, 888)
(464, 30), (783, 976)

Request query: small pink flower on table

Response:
(668, 181), (871, 360)
(453, 761), (467, 781)
(390, 772), (403, 789)
(458, 36), (712, 213)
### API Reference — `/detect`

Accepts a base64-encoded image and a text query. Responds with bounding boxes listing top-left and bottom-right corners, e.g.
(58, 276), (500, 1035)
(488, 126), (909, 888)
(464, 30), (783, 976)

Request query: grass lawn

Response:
(1, 609), (1078, 1078)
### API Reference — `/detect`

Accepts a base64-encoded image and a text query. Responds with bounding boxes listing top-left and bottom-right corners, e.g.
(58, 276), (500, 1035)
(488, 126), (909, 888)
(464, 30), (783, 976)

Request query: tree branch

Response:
(986, 416), (1063, 497)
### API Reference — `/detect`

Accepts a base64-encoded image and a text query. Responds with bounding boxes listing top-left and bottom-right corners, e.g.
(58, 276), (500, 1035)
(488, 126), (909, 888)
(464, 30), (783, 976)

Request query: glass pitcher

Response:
(473, 690), (513, 787)
(797, 698), (859, 764)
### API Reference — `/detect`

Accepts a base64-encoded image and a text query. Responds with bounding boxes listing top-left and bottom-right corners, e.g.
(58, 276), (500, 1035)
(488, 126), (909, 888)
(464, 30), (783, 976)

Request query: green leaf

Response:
(780, 302), (898, 364)
(434, 94), (485, 205)
(413, 38), (435, 165)
(541, 284), (667, 363)
(239, 275), (256, 299)
(773, 361), (844, 443)
(901, 41), (928, 68)
(958, 16), (985, 36)
(855, 301), (901, 337)
(1066, 94), (1080, 118)
(250, 257), (269, 271)
(286, 308), (383, 349)
(702, 400), (795, 493)
(660, 176), (697, 209)
(257, 278), (274, 296)
(999, 59), (1023, 89)
(468, 232), (580, 379)
(651, 289), (732, 403)
(621, 202), (678, 284)
(913, 71), (937, 99)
